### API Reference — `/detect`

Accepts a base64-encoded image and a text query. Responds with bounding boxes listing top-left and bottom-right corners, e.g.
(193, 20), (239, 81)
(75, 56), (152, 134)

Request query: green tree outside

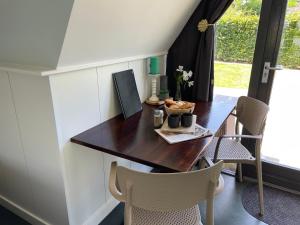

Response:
(216, 0), (300, 69)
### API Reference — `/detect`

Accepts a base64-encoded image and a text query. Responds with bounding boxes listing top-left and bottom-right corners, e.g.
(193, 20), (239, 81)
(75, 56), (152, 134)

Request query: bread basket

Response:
(164, 102), (195, 115)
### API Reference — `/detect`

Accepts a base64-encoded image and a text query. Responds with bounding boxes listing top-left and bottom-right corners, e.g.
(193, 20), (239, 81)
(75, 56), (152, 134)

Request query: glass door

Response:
(247, 0), (300, 190)
(214, 0), (263, 98)
(214, 0), (263, 174)
(261, 0), (300, 170)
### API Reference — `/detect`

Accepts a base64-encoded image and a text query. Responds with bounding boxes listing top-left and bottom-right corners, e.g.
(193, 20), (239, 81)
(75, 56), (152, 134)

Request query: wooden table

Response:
(71, 95), (237, 172)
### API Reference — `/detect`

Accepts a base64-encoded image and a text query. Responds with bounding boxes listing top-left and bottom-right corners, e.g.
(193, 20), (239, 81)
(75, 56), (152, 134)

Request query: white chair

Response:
(109, 159), (224, 225)
(203, 96), (269, 216)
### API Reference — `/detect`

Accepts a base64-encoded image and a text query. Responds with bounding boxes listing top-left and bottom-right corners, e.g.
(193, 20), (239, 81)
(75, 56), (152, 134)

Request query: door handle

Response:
(261, 62), (283, 83)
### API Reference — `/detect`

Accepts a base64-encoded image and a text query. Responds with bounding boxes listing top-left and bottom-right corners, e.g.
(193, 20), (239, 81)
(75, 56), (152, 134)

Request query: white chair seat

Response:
(132, 205), (202, 225)
(204, 138), (255, 162)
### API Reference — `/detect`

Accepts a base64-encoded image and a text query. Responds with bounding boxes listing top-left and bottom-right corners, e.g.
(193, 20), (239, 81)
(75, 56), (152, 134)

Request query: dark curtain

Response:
(167, 0), (233, 101)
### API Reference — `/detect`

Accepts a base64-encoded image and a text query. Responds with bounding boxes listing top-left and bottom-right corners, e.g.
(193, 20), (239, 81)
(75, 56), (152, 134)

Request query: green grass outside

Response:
(214, 61), (251, 89)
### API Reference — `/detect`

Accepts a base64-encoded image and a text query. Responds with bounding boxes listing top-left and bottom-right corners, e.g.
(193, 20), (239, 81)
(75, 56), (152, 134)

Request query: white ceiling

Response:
(0, 0), (201, 69)
(57, 0), (201, 68)
(0, 0), (74, 69)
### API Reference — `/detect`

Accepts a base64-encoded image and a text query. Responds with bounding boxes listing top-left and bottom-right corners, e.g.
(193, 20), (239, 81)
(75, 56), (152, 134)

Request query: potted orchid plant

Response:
(174, 65), (194, 100)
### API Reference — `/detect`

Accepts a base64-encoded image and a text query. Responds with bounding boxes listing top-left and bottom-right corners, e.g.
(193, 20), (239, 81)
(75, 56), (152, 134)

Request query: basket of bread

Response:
(164, 99), (195, 115)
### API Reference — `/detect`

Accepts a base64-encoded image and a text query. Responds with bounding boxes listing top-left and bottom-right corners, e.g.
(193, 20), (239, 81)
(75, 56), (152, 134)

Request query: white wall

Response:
(0, 71), (34, 214)
(0, 0), (74, 68)
(0, 53), (162, 225)
(57, 0), (201, 67)
(49, 57), (158, 225)
(0, 0), (200, 69)
(0, 71), (69, 225)
(0, 1), (200, 224)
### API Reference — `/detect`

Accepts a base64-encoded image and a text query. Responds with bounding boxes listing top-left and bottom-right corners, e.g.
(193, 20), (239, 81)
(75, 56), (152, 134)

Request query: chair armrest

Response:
(213, 134), (262, 162)
(109, 161), (126, 202)
(230, 112), (237, 117)
(220, 134), (263, 140)
(203, 156), (214, 167)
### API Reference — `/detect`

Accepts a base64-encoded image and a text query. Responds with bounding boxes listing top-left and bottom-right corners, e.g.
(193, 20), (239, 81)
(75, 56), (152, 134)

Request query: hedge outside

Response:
(278, 12), (300, 69)
(216, 12), (300, 69)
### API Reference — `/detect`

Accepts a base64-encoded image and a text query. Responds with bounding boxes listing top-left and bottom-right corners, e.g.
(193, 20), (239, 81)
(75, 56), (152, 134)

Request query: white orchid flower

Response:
(188, 81), (194, 87)
(182, 71), (189, 81)
(187, 71), (193, 78)
(176, 65), (184, 72)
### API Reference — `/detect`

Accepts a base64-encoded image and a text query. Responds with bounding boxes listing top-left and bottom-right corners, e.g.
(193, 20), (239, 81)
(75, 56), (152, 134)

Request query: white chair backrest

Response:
(115, 161), (223, 212)
(236, 96), (269, 135)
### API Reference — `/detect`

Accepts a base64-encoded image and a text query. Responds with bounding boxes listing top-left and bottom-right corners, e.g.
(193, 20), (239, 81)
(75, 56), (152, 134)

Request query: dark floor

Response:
(100, 174), (267, 225)
(0, 206), (31, 225)
(199, 175), (266, 225)
(0, 175), (266, 225)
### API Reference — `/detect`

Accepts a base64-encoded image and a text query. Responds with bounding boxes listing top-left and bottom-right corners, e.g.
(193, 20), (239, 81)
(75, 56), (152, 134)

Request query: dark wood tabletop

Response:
(71, 95), (237, 172)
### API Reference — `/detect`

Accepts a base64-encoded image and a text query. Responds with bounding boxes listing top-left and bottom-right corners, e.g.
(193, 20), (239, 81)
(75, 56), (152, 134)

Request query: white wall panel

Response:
(97, 62), (129, 122)
(128, 59), (149, 102)
(0, 57), (157, 225)
(9, 73), (69, 225)
(63, 143), (106, 225)
(49, 68), (101, 147)
(49, 69), (106, 225)
(0, 71), (33, 213)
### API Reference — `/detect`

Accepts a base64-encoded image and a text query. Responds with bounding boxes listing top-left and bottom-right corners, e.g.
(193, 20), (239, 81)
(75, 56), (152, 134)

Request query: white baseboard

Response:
(84, 198), (119, 225)
(0, 194), (50, 225)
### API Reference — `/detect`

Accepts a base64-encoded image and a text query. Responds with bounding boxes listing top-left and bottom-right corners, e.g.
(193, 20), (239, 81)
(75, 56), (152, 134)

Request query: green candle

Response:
(149, 57), (160, 74)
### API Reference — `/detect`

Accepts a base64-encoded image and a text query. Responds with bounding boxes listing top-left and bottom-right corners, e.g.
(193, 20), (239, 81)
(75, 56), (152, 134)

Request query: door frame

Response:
(244, 0), (300, 191)
(248, 0), (287, 103)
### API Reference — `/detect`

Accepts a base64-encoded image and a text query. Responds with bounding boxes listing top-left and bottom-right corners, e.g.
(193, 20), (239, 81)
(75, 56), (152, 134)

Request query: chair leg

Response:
(238, 163), (243, 183)
(199, 159), (206, 169)
(206, 197), (214, 225)
(256, 160), (264, 216)
(124, 203), (132, 225)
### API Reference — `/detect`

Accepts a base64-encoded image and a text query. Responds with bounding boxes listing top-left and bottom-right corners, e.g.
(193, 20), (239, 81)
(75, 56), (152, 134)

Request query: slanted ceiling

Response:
(0, 0), (201, 69)
(57, 0), (201, 68)
(0, 0), (74, 69)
